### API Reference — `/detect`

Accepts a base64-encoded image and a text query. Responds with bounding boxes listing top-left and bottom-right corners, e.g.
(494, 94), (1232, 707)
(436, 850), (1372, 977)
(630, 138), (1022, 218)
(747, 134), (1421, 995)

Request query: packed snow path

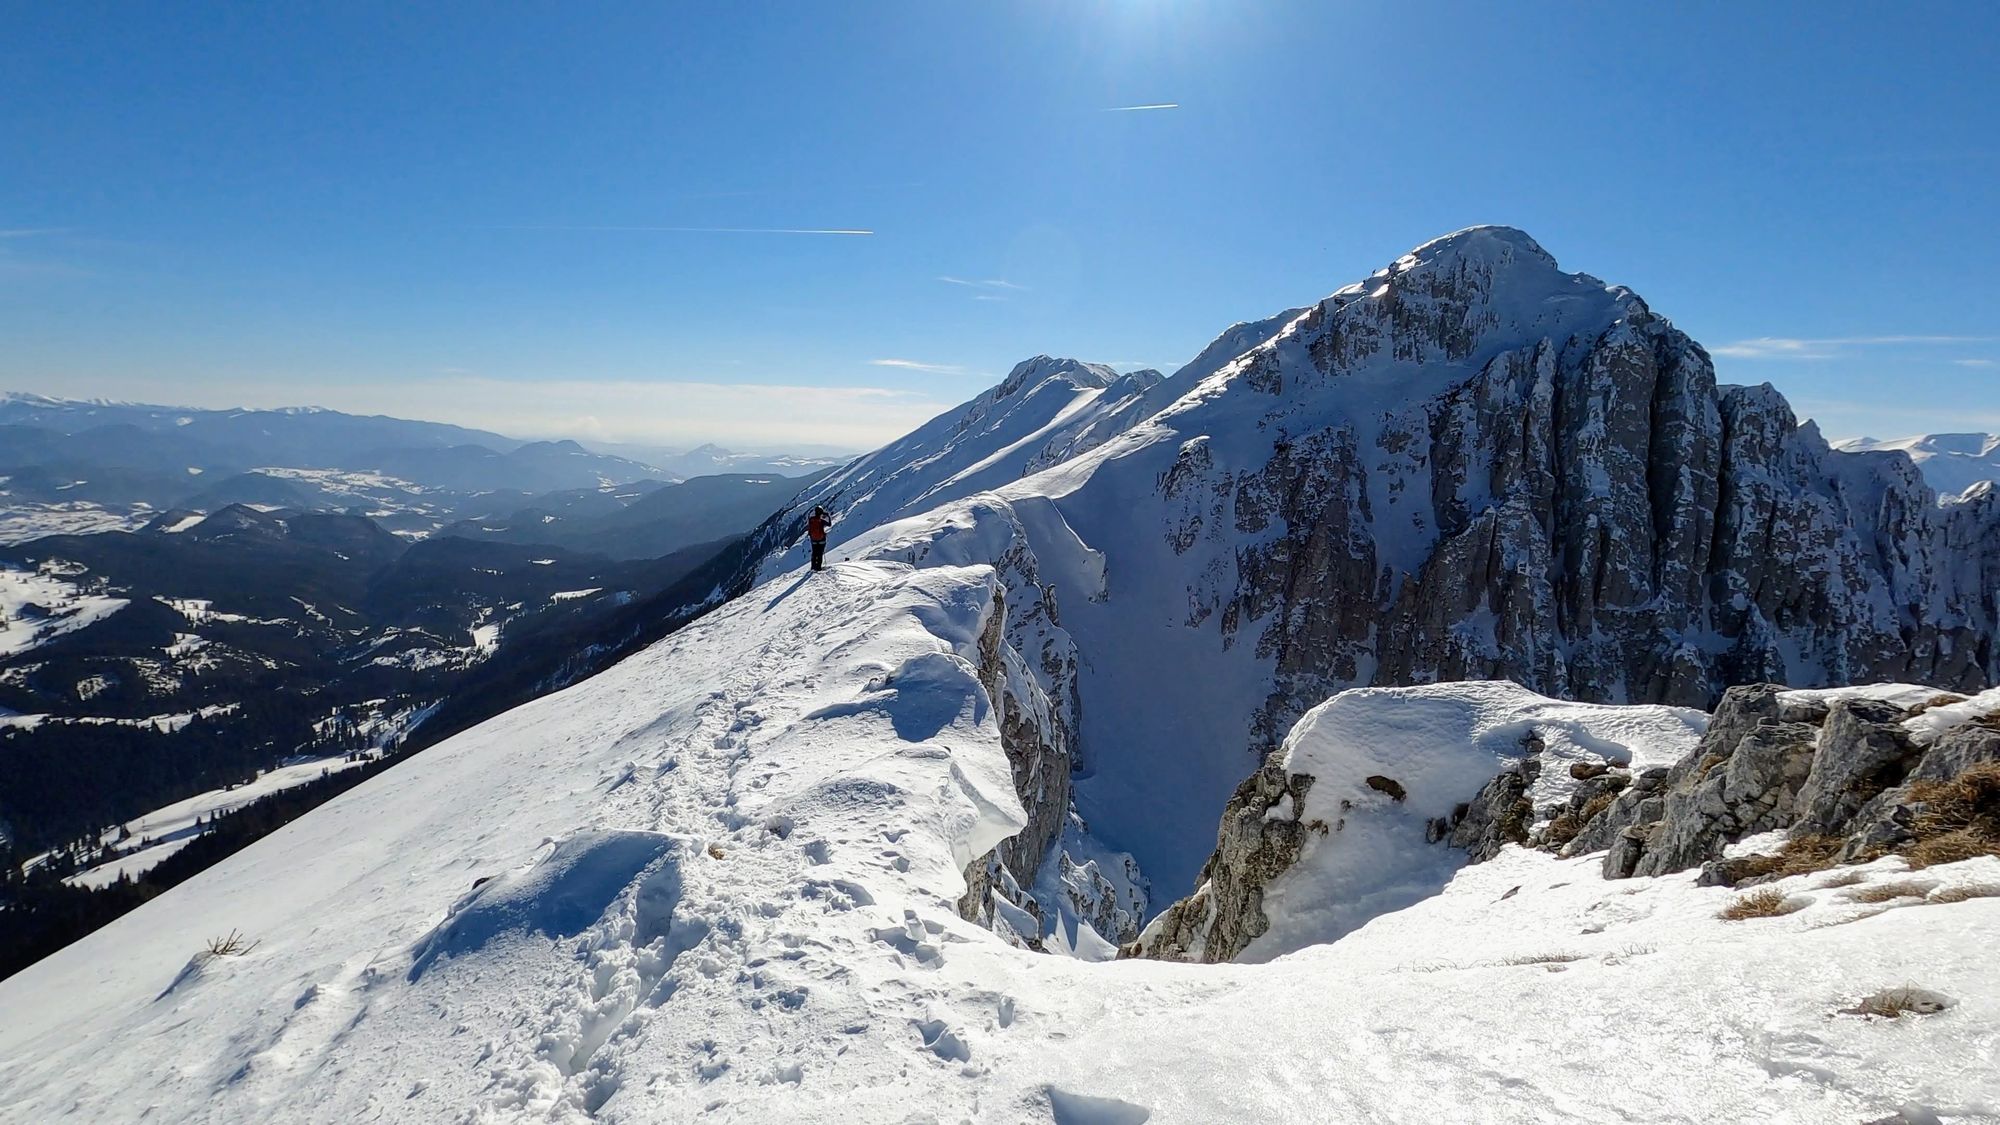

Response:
(2, 554), (1998, 1122)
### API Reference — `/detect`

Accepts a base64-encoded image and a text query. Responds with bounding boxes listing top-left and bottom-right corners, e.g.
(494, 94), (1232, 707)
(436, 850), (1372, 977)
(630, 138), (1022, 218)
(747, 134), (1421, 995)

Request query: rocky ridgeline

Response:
(1216, 233), (2000, 745)
(716, 227), (2000, 956)
(1552, 686), (2000, 885)
(1426, 688), (2000, 894)
(1437, 685), (2000, 885)
(1133, 683), (2000, 964)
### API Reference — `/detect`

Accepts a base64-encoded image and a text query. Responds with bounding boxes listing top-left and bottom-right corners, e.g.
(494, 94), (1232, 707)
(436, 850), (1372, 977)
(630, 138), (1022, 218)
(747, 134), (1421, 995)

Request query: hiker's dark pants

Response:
(811, 539), (825, 570)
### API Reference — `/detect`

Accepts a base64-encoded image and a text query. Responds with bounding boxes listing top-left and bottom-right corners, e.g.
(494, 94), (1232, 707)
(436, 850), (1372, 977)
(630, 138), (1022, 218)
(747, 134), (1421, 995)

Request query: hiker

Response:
(806, 506), (831, 570)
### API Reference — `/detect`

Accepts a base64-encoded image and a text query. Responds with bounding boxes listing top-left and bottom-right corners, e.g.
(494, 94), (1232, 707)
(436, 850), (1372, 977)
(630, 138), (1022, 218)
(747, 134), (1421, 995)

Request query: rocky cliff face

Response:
(858, 497), (1146, 951)
(1206, 232), (1999, 750)
(1133, 678), (2000, 964)
(722, 226), (2000, 953)
(1580, 685), (2000, 883)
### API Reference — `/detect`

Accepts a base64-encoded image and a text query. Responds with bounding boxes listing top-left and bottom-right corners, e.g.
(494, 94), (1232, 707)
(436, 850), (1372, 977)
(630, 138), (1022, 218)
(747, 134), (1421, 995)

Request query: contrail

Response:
(498, 225), (873, 235)
(1103, 103), (1178, 112)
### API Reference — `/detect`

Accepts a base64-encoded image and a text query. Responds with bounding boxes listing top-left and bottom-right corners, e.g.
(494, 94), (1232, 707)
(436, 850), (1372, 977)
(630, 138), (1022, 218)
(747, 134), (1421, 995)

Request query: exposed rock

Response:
(1791, 699), (1922, 838)
(1123, 764), (1318, 964)
(1603, 827), (1650, 880)
(1441, 758), (1539, 862)
(1839, 987), (1957, 1019)
(1906, 722), (2000, 785)
(1364, 775), (1408, 802)
(1054, 853), (1141, 946)
(1565, 787), (1660, 857)
(1539, 683), (2000, 881)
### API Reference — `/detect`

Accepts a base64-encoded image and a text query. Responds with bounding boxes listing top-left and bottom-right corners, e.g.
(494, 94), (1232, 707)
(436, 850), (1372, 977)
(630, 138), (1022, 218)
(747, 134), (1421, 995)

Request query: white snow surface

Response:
(754, 356), (1166, 583)
(1835, 433), (2000, 498)
(5, 545), (1998, 1122)
(1242, 682), (1708, 960)
(0, 565), (129, 656)
(1905, 685), (2000, 746)
(0, 502), (151, 544)
(1778, 682), (1946, 712)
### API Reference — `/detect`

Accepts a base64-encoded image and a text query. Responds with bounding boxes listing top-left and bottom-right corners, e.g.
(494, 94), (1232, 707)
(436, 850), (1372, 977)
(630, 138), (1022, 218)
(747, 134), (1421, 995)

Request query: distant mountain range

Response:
(1833, 432), (2000, 496)
(0, 393), (842, 543)
(0, 393), (843, 890)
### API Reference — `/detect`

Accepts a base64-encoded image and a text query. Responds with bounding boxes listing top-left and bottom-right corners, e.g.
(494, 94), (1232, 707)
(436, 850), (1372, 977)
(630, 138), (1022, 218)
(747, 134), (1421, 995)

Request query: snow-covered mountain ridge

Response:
(1836, 432), (2000, 498)
(4, 227), (1998, 1122)
(4, 499), (1994, 1123)
(731, 223), (2000, 896)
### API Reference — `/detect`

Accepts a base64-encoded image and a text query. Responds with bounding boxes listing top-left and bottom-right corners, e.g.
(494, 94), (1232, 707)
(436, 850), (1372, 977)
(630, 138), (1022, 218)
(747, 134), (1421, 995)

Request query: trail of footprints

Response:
(458, 679), (1012, 1119)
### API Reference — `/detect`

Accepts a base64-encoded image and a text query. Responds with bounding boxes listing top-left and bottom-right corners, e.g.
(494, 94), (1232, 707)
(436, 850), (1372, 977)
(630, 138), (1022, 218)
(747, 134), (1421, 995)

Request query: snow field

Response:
(4, 547), (1996, 1122)
(0, 564), (128, 657)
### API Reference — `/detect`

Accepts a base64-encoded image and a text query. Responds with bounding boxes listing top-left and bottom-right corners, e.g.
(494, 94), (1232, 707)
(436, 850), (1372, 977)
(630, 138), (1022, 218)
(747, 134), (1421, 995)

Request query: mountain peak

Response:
(1400, 224), (1557, 270)
(994, 355), (1120, 400)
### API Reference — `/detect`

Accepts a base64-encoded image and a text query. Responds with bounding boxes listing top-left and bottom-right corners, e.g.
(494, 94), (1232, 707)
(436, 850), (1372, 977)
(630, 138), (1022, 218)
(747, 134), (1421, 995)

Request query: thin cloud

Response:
(973, 294), (1008, 302)
(495, 225), (874, 236)
(1952, 358), (1997, 368)
(1710, 335), (1996, 359)
(0, 228), (68, 239)
(1103, 103), (1179, 112)
(937, 276), (1026, 291)
(869, 358), (969, 375)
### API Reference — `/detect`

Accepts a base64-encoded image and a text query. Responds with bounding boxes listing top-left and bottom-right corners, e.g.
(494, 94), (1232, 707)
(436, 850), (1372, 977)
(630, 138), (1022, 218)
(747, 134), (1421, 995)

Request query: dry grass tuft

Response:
(1902, 762), (2000, 868)
(1929, 882), (2000, 904)
(1497, 952), (1587, 967)
(1906, 693), (1969, 717)
(1842, 879), (1937, 904)
(1838, 986), (1956, 1019)
(1544, 789), (1625, 849)
(1908, 830), (1997, 868)
(1710, 840), (1858, 889)
(204, 930), (259, 958)
(1579, 792), (1617, 824)
(1718, 887), (1807, 921)
(1816, 869), (1868, 889)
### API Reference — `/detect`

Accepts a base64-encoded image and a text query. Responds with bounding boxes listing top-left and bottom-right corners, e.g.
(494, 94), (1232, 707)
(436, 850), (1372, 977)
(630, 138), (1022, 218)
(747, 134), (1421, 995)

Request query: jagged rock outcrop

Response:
(946, 514), (1081, 931)
(1427, 752), (1539, 862)
(1484, 685), (2000, 883)
(1121, 763), (1319, 964)
(1087, 228), (2000, 754)
(719, 226), (2000, 957)
(1128, 682), (1709, 964)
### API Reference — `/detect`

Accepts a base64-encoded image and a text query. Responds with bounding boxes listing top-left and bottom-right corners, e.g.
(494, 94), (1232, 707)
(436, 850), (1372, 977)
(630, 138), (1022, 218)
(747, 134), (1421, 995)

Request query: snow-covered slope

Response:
(1836, 433), (2000, 498)
(738, 355), (1166, 581)
(8, 226), (1999, 1123)
(4, 536), (1996, 1123)
(843, 226), (2000, 896)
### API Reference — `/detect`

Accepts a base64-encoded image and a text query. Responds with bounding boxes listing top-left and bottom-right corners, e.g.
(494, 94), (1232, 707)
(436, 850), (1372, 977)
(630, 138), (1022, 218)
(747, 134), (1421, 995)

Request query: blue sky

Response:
(3, 1), (1996, 450)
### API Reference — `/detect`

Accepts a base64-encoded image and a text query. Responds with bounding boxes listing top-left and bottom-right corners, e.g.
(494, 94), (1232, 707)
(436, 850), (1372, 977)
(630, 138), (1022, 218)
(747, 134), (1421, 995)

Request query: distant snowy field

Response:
(2, 537), (1995, 1124)
(0, 502), (151, 545)
(0, 564), (128, 657)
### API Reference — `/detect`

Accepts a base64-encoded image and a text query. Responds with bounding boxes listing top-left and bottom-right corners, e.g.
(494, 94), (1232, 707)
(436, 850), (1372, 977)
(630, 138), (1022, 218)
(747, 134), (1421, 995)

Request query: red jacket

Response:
(807, 513), (829, 542)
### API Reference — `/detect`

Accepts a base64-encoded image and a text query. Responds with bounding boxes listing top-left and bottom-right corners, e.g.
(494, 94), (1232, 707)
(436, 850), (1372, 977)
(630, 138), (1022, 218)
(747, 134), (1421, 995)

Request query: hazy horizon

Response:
(5, 3), (1997, 447)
